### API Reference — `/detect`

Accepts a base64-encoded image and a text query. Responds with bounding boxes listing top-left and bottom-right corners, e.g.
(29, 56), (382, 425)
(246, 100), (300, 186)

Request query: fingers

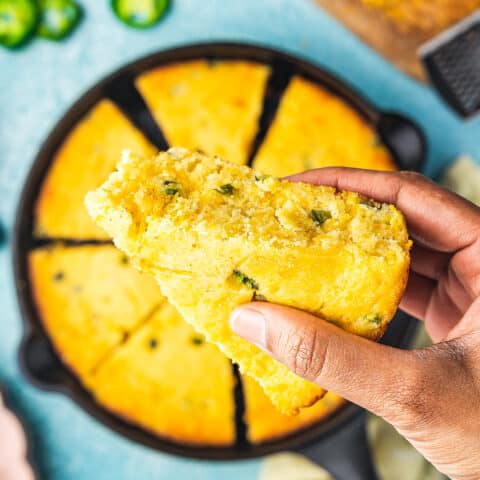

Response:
(425, 276), (468, 342)
(410, 244), (450, 280)
(399, 271), (435, 320)
(400, 269), (472, 341)
(288, 168), (480, 253)
(445, 296), (480, 341)
(230, 302), (420, 421)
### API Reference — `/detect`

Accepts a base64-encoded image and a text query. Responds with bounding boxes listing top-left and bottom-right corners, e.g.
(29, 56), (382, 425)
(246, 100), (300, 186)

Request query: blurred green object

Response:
(0, 0), (37, 48)
(111, 0), (169, 29)
(36, 0), (82, 40)
(441, 155), (480, 206)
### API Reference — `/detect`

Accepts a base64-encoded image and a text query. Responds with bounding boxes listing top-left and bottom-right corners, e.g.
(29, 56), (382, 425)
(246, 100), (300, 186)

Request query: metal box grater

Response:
(420, 10), (480, 118)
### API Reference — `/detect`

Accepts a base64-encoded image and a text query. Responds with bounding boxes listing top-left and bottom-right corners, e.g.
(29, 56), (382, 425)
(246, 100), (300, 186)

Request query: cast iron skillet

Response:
(13, 43), (426, 480)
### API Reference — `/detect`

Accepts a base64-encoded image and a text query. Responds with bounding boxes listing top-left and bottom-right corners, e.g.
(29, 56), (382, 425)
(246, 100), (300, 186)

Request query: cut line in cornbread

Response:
(89, 302), (236, 446)
(28, 244), (164, 378)
(86, 148), (411, 415)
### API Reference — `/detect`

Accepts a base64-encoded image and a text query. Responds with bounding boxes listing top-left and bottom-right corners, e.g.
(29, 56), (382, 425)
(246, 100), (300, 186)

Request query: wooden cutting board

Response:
(314, 0), (432, 81)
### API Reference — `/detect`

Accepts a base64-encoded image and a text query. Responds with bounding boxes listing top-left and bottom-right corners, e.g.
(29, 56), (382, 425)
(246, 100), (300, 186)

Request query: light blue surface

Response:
(0, 1), (479, 478)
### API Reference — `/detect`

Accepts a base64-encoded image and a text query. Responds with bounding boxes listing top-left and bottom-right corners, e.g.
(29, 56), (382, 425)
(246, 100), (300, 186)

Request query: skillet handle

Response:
(18, 332), (67, 390)
(377, 112), (426, 173)
(295, 410), (379, 480)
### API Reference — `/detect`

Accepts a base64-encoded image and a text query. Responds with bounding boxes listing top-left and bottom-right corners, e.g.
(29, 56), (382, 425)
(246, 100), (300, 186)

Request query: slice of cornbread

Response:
(29, 244), (163, 377)
(35, 99), (156, 239)
(253, 76), (396, 177)
(362, 0), (480, 34)
(150, 271), (325, 415)
(89, 302), (236, 446)
(135, 60), (270, 165)
(86, 148), (411, 414)
(242, 375), (344, 444)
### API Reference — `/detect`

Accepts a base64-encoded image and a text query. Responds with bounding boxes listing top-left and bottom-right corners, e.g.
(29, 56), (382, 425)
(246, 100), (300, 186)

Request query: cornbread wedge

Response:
(86, 148), (411, 414)
(90, 302), (236, 446)
(29, 244), (163, 377)
(136, 60), (270, 165)
(242, 375), (344, 444)
(35, 99), (156, 239)
(362, 0), (480, 34)
(253, 76), (395, 177)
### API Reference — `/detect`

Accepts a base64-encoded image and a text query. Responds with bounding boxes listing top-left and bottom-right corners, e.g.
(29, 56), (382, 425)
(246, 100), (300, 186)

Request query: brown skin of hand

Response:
(231, 169), (480, 480)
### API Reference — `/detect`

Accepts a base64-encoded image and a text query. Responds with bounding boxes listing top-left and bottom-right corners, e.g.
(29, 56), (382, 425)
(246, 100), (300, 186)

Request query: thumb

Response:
(230, 302), (424, 421)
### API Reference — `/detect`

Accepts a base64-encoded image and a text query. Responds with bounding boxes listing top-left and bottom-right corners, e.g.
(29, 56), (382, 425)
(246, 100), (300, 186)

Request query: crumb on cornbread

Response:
(86, 148), (411, 415)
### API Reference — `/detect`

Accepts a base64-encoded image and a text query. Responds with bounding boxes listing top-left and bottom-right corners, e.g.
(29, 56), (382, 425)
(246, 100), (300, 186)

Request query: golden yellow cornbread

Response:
(362, 0), (480, 33)
(135, 60), (270, 165)
(148, 272), (324, 416)
(242, 376), (345, 444)
(86, 148), (411, 415)
(35, 99), (156, 239)
(89, 302), (236, 446)
(29, 244), (163, 377)
(253, 76), (395, 177)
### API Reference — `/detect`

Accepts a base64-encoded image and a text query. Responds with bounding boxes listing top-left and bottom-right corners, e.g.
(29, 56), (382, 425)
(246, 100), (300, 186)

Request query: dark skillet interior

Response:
(13, 42), (425, 461)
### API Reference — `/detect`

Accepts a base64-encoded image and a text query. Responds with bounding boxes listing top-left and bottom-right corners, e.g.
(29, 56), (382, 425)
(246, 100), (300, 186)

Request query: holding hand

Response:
(230, 169), (480, 480)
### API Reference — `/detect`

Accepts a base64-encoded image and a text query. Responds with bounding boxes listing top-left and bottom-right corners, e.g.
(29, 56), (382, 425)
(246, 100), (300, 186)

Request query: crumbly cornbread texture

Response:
(29, 245), (163, 377)
(35, 100), (156, 239)
(242, 375), (345, 444)
(86, 148), (411, 414)
(89, 302), (236, 446)
(136, 60), (270, 165)
(253, 76), (395, 177)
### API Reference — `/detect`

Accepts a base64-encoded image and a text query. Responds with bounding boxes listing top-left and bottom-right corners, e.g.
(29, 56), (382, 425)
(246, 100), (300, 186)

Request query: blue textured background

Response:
(0, 1), (479, 478)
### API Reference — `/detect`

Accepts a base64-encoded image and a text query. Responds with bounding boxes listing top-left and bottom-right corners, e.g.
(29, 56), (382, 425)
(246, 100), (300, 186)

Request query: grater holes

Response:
(426, 23), (480, 115)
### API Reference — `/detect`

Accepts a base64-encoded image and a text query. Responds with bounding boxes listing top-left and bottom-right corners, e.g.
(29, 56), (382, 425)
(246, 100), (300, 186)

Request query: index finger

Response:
(288, 168), (480, 253)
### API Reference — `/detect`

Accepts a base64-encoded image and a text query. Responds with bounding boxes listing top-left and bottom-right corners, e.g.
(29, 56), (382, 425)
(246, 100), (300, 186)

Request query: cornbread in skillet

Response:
(242, 376), (344, 444)
(35, 99), (156, 239)
(86, 148), (411, 415)
(89, 302), (236, 446)
(135, 60), (270, 165)
(252, 76), (395, 177)
(28, 244), (163, 377)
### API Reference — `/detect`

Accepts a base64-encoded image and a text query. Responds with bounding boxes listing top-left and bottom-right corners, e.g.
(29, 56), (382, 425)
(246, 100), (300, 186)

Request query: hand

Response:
(230, 169), (480, 480)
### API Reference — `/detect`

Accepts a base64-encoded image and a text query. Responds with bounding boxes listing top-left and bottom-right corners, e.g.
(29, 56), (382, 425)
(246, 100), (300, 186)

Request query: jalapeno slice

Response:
(36, 0), (82, 41)
(111, 0), (169, 29)
(0, 0), (37, 49)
